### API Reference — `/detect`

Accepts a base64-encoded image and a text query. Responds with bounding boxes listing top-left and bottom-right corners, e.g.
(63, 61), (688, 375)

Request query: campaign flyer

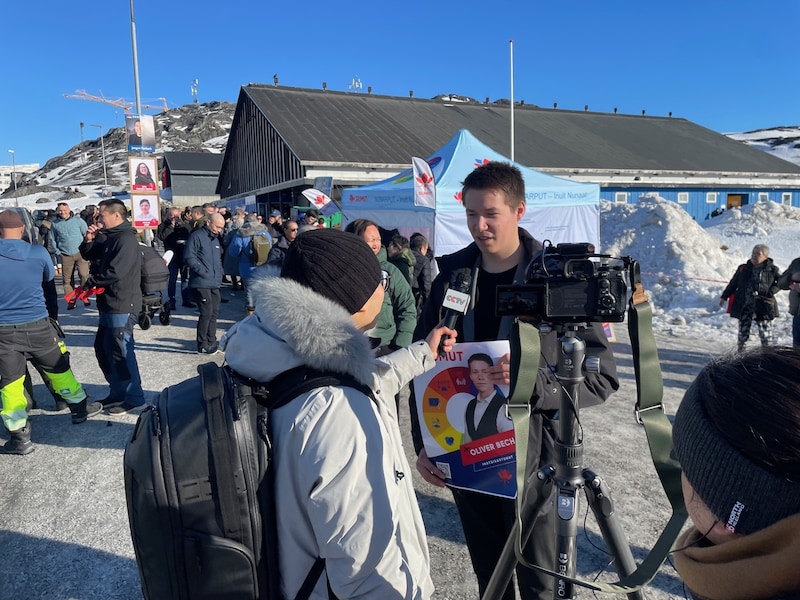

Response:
(413, 340), (517, 498)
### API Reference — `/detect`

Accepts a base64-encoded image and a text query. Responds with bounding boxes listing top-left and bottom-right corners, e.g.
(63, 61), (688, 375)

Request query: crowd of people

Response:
(1, 162), (799, 599)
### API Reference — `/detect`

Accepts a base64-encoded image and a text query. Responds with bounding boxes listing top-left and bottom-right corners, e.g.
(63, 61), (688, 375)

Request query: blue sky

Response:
(2, 0), (798, 168)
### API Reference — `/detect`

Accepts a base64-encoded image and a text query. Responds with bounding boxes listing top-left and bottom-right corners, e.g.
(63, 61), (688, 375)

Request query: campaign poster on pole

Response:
(131, 194), (160, 229)
(126, 114), (156, 153)
(129, 157), (158, 192)
(413, 340), (517, 498)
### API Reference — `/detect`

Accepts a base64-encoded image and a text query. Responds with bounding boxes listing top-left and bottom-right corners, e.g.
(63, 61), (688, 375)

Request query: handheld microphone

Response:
(440, 273), (471, 350)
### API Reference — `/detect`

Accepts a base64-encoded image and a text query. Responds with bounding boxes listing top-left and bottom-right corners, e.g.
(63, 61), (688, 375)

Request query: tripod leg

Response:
(482, 469), (554, 600)
(583, 469), (646, 600)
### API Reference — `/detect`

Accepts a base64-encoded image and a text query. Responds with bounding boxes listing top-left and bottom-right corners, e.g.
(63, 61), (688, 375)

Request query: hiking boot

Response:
(69, 398), (103, 424)
(3, 425), (34, 455)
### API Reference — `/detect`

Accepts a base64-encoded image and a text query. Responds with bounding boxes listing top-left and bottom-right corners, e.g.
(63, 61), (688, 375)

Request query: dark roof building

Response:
(163, 151), (224, 207)
(217, 84), (800, 221)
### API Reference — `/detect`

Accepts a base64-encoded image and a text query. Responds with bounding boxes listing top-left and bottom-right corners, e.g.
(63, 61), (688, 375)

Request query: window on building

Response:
(706, 192), (718, 204)
(677, 192), (689, 204)
(615, 192), (628, 204)
(758, 192), (769, 202)
(782, 192), (792, 205)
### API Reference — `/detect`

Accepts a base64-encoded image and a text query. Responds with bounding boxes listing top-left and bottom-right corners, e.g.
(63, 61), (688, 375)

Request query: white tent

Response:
(341, 129), (600, 257)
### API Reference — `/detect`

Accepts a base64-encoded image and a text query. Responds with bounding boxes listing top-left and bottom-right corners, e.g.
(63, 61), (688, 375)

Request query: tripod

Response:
(483, 324), (645, 600)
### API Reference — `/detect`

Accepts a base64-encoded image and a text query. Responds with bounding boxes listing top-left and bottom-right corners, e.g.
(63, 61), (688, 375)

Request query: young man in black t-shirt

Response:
(410, 161), (619, 600)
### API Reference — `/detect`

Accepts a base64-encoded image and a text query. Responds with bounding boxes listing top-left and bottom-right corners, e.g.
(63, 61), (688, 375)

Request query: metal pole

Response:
(7, 149), (16, 191)
(510, 39), (515, 161)
(91, 125), (108, 187)
(130, 0), (142, 115)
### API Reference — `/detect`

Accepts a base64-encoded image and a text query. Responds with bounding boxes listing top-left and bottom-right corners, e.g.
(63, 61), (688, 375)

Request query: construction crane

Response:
(63, 89), (169, 113)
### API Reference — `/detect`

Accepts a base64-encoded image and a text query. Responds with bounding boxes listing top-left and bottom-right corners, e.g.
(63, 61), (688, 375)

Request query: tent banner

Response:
(412, 157), (436, 209)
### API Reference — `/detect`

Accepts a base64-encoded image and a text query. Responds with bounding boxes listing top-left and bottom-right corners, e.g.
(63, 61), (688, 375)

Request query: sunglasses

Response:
(381, 270), (391, 291)
(285, 227), (299, 232)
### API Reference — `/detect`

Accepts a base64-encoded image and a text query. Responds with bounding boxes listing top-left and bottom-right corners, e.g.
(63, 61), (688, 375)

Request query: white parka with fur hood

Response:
(221, 274), (435, 599)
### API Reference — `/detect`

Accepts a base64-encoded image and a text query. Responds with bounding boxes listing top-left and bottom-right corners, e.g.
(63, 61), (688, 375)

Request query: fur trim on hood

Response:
(221, 273), (376, 385)
(237, 222), (269, 237)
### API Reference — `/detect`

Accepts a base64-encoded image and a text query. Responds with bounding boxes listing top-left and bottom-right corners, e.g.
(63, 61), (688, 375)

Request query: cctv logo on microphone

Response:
(443, 290), (470, 313)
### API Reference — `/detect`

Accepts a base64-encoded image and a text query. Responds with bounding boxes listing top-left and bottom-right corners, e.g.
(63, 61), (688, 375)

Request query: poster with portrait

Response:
(129, 157), (158, 192)
(125, 114), (156, 153)
(413, 340), (517, 498)
(131, 194), (160, 229)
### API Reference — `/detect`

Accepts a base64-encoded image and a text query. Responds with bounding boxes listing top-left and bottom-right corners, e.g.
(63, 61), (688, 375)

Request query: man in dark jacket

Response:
(410, 162), (618, 600)
(266, 220), (299, 268)
(157, 206), (192, 310)
(79, 199), (144, 415)
(184, 213), (224, 353)
(410, 233), (432, 317)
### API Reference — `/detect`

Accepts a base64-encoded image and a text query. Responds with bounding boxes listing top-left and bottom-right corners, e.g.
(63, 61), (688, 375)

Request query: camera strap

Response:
(505, 261), (687, 593)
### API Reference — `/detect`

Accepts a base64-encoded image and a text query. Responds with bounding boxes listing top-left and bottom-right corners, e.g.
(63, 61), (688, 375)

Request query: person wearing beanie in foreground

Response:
(221, 228), (455, 599)
(672, 346), (800, 600)
(0, 210), (102, 455)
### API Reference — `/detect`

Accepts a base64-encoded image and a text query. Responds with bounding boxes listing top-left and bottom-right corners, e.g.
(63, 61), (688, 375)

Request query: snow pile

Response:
(600, 196), (797, 345)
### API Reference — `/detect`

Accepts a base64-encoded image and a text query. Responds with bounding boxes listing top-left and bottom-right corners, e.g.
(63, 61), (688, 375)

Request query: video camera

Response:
(496, 242), (629, 324)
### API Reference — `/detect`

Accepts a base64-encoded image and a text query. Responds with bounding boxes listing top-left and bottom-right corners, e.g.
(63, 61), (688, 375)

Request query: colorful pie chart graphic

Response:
(422, 366), (474, 452)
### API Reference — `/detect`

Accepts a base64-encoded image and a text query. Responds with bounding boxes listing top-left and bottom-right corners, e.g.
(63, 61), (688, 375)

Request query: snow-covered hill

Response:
(0, 101), (234, 207)
(727, 126), (800, 166)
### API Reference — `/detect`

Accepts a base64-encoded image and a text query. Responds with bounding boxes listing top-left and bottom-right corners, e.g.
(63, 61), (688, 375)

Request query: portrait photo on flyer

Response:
(131, 194), (160, 229)
(129, 157), (158, 192)
(413, 340), (517, 498)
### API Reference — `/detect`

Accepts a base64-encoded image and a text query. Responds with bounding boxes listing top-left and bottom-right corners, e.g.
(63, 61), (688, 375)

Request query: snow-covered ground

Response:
(602, 196), (798, 349)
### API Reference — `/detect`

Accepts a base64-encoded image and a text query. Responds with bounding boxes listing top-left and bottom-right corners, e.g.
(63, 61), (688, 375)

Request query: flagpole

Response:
(509, 39), (515, 161)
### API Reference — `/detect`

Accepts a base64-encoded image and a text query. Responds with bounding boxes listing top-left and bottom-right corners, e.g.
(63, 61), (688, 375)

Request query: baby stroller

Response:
(139, 245), (171, 330)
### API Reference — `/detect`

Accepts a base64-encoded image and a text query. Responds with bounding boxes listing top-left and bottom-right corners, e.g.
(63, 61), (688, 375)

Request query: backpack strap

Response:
(197, 362), (241, 539)
(245, 365), (375, 409)
(236, 365), (373, 600)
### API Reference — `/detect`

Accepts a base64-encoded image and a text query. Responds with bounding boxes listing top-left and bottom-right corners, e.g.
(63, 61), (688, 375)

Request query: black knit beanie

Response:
(673, 376), (800, 535)
(280, 228), (382, 314)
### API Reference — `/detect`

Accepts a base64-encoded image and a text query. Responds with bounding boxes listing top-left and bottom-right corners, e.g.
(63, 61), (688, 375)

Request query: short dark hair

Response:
(390, 234), (409, 250)
(462, 161), (525, 209)
(410, 233), (428, 251)
(468, 353), (494, 367)
(99, 199), (128, 219)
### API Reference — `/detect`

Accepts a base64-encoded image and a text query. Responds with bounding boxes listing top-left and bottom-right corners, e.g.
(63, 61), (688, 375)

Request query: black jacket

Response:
(79, 221), (142, 314)
(157, 218), (190, 261)
(722, 258), (781, 320)
(267, 236), (291, 268)
(410, 228), (619, 469)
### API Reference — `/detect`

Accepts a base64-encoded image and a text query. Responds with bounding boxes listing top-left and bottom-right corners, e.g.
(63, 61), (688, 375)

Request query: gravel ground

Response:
(0, 282), (717, 600)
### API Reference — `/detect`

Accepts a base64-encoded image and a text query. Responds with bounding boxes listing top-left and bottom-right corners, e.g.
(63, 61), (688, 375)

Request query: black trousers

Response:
(452, 486), (555, 600)
(193, 288), (220, 349)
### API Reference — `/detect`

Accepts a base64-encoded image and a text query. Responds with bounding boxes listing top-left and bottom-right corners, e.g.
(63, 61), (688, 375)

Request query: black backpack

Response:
(124, 362), (373, 600)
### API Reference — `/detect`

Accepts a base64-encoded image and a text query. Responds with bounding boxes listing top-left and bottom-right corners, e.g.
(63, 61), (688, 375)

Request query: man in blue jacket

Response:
(79, 199), (144, 415)
(0, 209), (101, 454)
(184, 212), (224, 353)
(51, 202), (90, 304)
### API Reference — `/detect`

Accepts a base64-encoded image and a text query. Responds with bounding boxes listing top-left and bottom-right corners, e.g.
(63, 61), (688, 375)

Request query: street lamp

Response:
(90, 124), (108, 187)
(7, 149), (16, 191)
